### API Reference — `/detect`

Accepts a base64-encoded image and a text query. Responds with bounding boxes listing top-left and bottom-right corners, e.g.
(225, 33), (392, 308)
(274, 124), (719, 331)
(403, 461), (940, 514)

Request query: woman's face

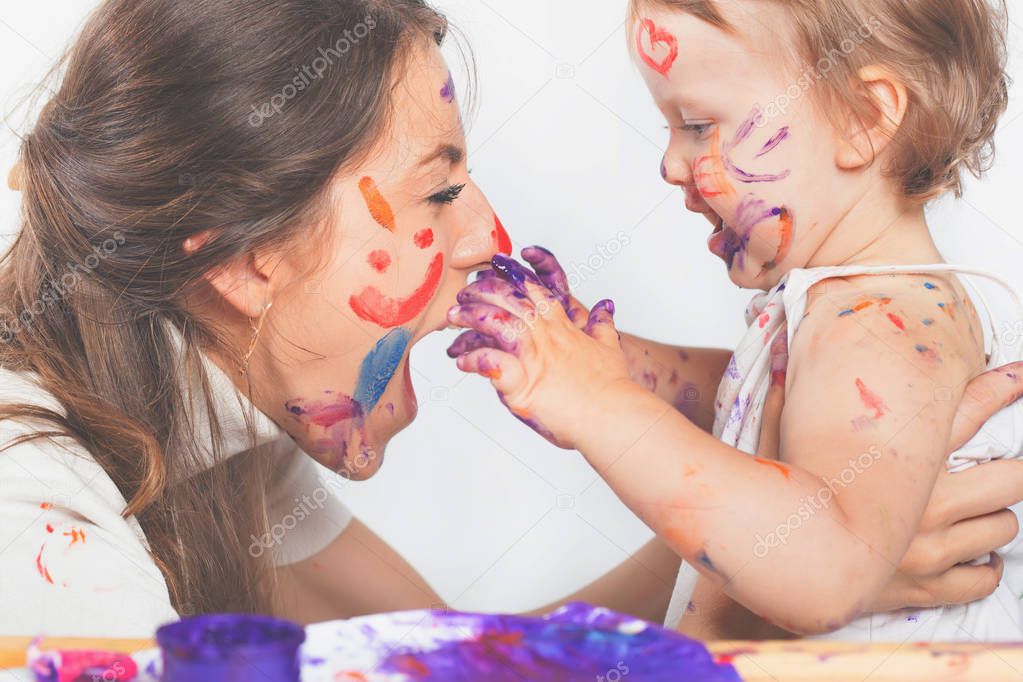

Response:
(259, 45), (506, 479)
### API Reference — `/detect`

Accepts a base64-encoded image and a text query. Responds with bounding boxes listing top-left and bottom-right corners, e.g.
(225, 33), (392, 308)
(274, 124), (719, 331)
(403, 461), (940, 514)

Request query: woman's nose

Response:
(449, 201), (508, 269)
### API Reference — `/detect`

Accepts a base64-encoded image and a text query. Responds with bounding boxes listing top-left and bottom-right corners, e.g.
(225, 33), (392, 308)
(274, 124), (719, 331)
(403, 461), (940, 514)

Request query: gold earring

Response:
(240, 301), (273, 375)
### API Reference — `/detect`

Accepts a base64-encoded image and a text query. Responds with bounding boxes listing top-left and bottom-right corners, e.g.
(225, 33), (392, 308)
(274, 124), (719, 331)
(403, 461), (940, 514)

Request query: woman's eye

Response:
(428, 183), (467, 205)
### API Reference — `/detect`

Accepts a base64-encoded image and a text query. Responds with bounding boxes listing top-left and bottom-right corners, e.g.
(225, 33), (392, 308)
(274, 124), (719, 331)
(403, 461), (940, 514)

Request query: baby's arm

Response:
(450, 262), (982, 633)
(572, 282), (981, 633)
(620, 337), (731, 433)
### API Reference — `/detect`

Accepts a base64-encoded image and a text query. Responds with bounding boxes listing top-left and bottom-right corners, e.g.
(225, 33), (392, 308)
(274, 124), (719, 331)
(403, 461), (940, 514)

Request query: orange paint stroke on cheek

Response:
(693, 128), (736, 198)
(762, 207), (793, 271)
(349, 252), (445, 328)
(358, 176), (396, 232)
(754, 457), (792, 479)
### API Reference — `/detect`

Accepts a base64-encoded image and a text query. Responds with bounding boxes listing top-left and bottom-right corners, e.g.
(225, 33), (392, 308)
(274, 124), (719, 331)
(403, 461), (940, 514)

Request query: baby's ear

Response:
(834, 65), (909, 170)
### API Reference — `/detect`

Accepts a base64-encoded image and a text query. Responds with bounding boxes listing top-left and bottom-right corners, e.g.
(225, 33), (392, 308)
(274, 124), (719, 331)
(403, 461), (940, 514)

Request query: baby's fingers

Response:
(456, 277), (534, 316)
(521, 246), (571, 310)
(447, 303), (526, 353)
(455, 348), (523, 393)
(447, 330), (500, 358)
(585, 299), (619, 347)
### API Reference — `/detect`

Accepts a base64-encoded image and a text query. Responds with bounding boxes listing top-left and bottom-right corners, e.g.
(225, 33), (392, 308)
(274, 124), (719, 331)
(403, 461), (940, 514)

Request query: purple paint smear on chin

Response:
(157, 614), (304, 682)
(362, 604), (741, 682)
(721, 194), (785, 270)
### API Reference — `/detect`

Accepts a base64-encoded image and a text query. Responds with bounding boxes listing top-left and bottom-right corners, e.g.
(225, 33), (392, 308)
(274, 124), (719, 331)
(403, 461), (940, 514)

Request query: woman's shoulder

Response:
(0, 366), (177, 637)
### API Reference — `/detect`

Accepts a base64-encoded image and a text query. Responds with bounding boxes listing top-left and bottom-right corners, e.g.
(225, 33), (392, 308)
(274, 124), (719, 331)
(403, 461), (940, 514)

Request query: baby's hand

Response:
(446, 249), (633, 450)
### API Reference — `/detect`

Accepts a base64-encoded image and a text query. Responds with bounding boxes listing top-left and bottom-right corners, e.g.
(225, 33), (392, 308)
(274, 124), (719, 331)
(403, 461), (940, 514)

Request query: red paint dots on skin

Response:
(45, 524), (53, 533)
(887, 313), (906, 331)
(754, 457), (792, 479)
(413, 229), (434, 249)
(39, 502), (52, 510)
(491, 214), (512, 255)
(636, 18), (680, 78)
(367, 250), (391, 273)
(481, 367), (502, 381)
(758, 313), (770, 328)
(358, 176), (396, 232)
(349, 253), (445, 328)
(856, 378), (889, 419)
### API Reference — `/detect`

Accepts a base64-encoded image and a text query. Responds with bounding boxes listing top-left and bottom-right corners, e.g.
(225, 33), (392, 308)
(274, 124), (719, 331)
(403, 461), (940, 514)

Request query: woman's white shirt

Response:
(0, 331), (353, 637)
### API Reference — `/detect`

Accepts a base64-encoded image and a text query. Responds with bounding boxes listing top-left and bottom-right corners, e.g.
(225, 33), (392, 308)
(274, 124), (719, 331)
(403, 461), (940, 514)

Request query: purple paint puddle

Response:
(302, 604), (740, 682)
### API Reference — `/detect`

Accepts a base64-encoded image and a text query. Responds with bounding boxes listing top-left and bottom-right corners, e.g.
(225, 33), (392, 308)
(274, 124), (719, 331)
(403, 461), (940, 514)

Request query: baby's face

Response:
(632, 5), (860, 290)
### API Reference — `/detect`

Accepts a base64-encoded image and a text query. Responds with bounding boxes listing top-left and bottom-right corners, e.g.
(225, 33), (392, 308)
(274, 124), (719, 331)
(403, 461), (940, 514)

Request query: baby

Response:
(448, 0), (1023, 640)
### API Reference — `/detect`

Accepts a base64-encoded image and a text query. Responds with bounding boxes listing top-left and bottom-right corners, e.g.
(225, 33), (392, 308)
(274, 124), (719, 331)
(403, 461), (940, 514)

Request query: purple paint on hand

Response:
(521, 246), (572, 313)
(491, 254), (544, 289)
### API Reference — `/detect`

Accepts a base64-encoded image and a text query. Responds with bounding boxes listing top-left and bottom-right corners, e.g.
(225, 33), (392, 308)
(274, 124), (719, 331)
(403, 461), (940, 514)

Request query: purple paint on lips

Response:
(157, 614), (305, 682)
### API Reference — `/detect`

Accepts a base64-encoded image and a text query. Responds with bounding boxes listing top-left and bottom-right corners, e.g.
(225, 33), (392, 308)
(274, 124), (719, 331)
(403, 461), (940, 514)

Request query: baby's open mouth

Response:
(712, 215), (725, 235)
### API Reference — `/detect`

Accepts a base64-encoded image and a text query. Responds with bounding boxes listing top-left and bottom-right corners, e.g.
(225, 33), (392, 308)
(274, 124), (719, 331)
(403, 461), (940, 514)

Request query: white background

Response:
(1, 1), (1021, 614)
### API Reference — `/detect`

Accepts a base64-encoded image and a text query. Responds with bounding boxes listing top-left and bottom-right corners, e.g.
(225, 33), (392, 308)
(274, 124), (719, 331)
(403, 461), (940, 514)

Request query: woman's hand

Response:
(446, 251), (632, 449)
(870, 364), (1023, 612)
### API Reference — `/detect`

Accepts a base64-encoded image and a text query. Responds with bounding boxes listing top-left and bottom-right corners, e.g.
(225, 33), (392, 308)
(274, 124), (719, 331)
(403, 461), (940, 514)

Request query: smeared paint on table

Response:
(10, 631), (1023, 680)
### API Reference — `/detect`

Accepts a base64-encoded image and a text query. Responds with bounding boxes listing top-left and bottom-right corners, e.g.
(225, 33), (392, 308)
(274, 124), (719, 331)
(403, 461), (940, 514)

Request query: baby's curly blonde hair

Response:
(631, 0), (1011, 203)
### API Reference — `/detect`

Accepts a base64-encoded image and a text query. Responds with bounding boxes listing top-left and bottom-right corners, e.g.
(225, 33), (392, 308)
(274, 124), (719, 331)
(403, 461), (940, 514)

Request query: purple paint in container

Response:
(156, 614), (304, 682)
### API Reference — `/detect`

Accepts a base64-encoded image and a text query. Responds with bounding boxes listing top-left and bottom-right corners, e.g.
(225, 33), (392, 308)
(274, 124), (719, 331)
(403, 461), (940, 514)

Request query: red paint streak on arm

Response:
(887, 313), (906, 331)
(349, 253), (445, 328)
(358, 177), (396, 232)
(855, 378), (889, 419)
(753, 457), (792, 479)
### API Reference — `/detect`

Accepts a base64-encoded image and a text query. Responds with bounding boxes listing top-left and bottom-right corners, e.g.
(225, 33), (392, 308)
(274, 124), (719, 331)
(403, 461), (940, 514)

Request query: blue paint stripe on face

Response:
(354, 328), (413, 414)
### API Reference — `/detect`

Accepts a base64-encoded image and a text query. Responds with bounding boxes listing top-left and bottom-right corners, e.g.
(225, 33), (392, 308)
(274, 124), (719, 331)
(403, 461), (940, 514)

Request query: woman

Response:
(1, 0), (1020, 638)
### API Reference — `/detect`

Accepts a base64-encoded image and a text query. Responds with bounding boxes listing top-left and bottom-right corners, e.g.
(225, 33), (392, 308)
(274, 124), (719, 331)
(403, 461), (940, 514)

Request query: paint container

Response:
(156, 614), (304, 682)
(28, 638), (139, 682)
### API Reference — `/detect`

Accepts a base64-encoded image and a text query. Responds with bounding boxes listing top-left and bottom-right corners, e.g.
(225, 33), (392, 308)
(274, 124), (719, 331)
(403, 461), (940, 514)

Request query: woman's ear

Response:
(834, 65), (910, 170)
(183, 230), (284, 318)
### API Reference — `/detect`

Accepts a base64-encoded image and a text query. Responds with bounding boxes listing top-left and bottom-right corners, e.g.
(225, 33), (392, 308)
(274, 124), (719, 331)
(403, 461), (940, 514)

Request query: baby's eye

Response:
(428, 183), (467, 205)
(681, 121), (714, 138)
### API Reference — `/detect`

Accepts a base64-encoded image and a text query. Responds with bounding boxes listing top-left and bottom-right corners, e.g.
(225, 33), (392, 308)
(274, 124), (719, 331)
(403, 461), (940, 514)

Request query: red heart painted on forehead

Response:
(636, 18), (679, 78)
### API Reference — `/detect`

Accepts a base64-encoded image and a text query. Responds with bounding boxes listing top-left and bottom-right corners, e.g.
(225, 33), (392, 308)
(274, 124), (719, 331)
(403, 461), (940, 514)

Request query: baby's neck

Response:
(804, 190), (943, 270)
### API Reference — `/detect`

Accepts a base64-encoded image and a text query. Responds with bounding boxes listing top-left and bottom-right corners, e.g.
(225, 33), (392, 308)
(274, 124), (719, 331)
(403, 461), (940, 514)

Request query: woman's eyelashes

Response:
(427, 183), (467, 205)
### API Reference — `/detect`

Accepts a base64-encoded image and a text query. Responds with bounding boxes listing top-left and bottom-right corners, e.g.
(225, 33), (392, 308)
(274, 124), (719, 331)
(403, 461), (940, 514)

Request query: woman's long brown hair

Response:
(1, 0), (447, 615)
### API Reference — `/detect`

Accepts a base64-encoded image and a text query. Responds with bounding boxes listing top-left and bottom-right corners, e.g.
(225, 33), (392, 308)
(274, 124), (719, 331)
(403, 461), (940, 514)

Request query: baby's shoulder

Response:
(792, 270), (985, 377)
